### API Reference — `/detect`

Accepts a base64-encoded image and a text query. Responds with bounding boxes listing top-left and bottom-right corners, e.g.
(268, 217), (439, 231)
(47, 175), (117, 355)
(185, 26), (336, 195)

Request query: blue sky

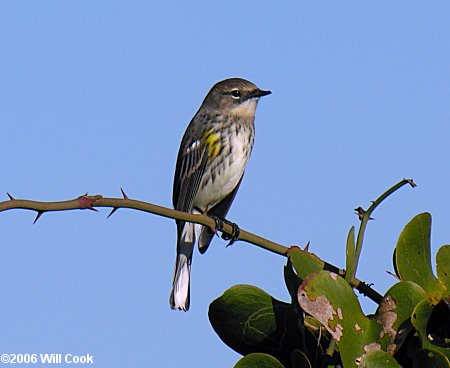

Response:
(1, 1), (449, 367)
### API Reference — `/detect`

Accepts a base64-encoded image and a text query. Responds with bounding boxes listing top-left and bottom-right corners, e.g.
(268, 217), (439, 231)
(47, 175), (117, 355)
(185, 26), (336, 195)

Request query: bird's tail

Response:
(170, 221), (198, 311)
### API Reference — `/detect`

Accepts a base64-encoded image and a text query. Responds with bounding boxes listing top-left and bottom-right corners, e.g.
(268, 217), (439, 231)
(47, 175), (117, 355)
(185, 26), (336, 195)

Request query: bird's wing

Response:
(172, 125), (209, 213)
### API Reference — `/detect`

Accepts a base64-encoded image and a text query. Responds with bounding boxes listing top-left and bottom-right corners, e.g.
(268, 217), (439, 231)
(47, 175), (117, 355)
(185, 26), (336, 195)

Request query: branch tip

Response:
(354, 207), (365, 221)
(405, 178), (417, 188)
(354, 207), (374, 221)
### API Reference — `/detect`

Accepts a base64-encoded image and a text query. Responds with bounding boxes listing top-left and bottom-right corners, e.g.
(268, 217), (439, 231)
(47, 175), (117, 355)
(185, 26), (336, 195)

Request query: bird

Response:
(170, 78), (271, 311)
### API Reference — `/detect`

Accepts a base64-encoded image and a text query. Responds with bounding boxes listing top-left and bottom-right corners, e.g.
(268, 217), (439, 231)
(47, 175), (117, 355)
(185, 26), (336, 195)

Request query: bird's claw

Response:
(221, 220), (240, 246)
(208, 215), (225, 235)
(208, 215), (240, 246)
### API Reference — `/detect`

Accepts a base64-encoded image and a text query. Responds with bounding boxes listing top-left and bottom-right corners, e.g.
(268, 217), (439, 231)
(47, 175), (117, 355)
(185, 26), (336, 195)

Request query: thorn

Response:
(7, 192), (15, 200)
(87, 207), (98, 212)
(386, 270), (400, 280)
(354, 207), (374, 221)
(304, 240), (311, 252)
(405, 178), (417, 188)
(33, 211), (44, 224)
(107, 207), (119, 218)
(120, 188), (129, 199)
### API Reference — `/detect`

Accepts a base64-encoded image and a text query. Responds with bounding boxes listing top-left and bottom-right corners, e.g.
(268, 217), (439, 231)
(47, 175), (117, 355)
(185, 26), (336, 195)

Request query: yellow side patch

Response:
(203, 130), (221, 158)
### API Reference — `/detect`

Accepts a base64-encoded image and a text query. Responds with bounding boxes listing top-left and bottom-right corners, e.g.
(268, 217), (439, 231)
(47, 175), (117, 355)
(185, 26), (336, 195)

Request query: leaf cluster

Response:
(209, 212), (450, 367)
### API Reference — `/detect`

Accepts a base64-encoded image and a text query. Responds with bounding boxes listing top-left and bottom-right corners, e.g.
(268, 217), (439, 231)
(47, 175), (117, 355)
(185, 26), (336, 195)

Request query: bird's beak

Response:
(245, 88), (272, 101)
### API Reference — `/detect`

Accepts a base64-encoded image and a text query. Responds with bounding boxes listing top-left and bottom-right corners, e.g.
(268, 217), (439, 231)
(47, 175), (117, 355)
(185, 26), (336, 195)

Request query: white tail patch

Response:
(171, 254), (191, 311)
(170, 220), (201, 311)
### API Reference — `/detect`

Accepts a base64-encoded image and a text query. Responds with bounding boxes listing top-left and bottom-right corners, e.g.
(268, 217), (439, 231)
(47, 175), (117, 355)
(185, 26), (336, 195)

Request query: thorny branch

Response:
(0, 183), (417, 305)
(0, 191), (288, 254)
(348, 178), (417, 280)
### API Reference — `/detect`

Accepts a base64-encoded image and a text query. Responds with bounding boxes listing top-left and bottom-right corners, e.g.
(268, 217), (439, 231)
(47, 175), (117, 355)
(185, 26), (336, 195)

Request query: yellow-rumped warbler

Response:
(170, 78), (271, 310)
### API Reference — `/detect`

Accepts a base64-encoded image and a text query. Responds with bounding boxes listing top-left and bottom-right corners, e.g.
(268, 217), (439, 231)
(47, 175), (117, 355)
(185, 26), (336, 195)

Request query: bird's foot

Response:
(221, 219), (240, 246)
(208, 215), (225, 236)
(207, 215), (240, 246)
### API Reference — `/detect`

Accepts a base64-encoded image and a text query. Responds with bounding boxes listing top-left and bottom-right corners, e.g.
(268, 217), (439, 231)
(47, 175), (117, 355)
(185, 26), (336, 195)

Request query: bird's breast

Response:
(194, 122), (254, 210)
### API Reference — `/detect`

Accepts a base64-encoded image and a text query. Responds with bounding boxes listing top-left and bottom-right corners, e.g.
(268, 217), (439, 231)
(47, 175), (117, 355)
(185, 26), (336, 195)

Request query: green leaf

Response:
(359, 350), (402, 367)
(345, 226), (356, 281)
(395, 212), (445, 302)
(411, 300), (450, 360)
(377, 281), (427, 353)
(436, 245), (450, 299)
(413, 349), (450, 368)
(288, 247), (324, 280)
(209, 285), (301, 363)
(234, 353), (285, 368)
(298, 271), (382, 368)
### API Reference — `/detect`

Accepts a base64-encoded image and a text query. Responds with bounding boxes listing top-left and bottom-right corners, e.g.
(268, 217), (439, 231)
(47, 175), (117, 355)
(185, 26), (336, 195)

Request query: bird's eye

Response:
(230, 89), (241, 99)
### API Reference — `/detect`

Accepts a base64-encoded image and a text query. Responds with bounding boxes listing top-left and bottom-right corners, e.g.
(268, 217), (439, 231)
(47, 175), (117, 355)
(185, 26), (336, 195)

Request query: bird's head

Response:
(203, 78), (271, 116)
